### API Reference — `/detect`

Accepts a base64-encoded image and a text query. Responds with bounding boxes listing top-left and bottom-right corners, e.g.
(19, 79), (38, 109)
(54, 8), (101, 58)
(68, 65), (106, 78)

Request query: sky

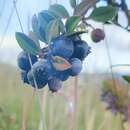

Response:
(0, 0), (130, 74)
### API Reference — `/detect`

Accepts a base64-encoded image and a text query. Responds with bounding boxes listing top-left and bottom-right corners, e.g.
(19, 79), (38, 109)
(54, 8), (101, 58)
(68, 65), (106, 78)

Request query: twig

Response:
(82, 18), (95, 30)
(73, 76), (78, 130)
(21, 90), (35, 130)
(103, 25), (118, 91)
(111, 64), (130, 68)
(0, 0), (18, 48)
(48, 94), (54, 130)
(38, 91), (47, 130)
(120, 0), (130, 28)
(0, 0), (7, 18)
(106, 0), (120, 7)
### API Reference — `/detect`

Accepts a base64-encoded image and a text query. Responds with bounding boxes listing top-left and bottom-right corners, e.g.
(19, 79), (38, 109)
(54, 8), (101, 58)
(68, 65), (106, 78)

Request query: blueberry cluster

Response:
(17, 35), (91, 92)
(101, 85), (129, 122)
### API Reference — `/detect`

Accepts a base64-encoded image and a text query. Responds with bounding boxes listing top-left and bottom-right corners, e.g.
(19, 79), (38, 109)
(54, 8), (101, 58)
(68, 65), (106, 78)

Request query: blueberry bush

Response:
(14, 0), (130, 129)
(15, 0), (121, 92)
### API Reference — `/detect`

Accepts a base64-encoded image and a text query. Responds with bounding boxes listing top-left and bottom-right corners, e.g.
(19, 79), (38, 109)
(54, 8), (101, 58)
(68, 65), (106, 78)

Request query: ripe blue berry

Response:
(69, 58), (82, 76)
(27, 60), (48, 89)
(55, 70), (70, 81)
(48, 77), (62, 93)
(21, 71), (29, 84)
(52, 36), (74, 59)
(17, 51), (37, 71)
(72, 40), (91, 61)
(69, 35), (81, 42)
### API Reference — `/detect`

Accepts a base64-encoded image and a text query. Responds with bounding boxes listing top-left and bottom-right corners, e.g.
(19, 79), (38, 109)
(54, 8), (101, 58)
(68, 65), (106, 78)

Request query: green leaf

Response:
(49, 4), (69, 18)
(38, 13), (48, 29)
(52, 56), (72, 71)
(46, 19), (61, 43)
(59, 20), (65, 33)
(28, 31), (40, 48)
(65, 16), (81, 33)
(32, 14), (46, 42)
(123, 76), (130, 84)
(37, 10), (58, 43)
(74, 0), (97, 16)
(38, 10), (56, 28)
(69, 0), (76, 9)
(15, 32), (40, 55)
(90, 6), (117, 22)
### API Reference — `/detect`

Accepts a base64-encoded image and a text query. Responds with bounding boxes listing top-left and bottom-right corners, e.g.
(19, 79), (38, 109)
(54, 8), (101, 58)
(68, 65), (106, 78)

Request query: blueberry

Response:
(72, 40), (91, 61)
(48, 77), (62, 93)
(17, 51), (37, 71)
(55, 70), (70, 81)
(69, 35), (81, 42)
(52, 36), (74, 59)
(21, 71), (29, 84)
(69, 58), (82, 76)
(91, 28), (105, 43)
(27, 60), (49, 89)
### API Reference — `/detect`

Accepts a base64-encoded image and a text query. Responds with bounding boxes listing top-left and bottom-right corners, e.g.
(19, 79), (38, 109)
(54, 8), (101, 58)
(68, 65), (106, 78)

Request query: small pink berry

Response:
(91, 28), (105, 43)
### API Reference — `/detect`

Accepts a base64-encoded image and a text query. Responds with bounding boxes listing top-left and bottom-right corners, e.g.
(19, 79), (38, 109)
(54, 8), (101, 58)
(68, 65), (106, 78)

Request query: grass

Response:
(0, 63), (129, 130)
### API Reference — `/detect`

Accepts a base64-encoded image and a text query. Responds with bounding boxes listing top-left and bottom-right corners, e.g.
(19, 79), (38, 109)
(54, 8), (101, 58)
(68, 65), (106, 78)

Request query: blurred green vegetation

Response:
(0, 63), (128, 130)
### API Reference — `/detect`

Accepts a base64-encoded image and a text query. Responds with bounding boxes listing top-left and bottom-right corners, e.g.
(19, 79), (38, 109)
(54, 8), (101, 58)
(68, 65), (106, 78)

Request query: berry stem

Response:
(21, 90), (35, 130)
(38, 91), (47, 130)
(82, 18), (95, 30)
(73, 76), (78, 130)
(0, 0), (18, 48)
(47, 93), (54, 130)
(74, 76), (78, 108)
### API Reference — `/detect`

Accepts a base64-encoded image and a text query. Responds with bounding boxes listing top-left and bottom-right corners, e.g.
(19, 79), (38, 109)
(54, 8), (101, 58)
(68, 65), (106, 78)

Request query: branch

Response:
(120, 0), (130, 28)
(106, 0), (120, 7)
